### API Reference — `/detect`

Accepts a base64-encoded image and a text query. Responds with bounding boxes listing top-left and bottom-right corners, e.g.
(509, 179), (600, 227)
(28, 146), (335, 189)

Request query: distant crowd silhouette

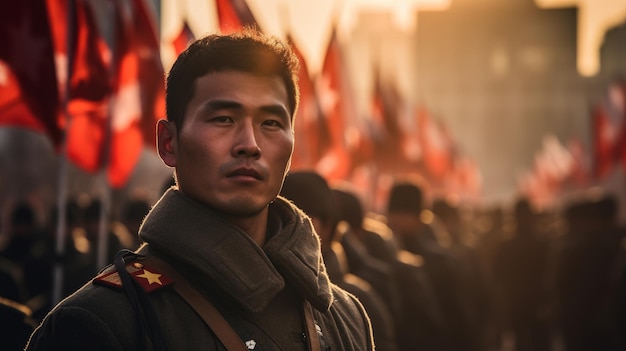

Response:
(1, 172), (625, 351)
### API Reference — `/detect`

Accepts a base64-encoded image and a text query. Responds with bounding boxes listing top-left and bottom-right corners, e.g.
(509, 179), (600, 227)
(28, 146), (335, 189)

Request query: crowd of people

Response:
(0, 196), (150, 323)
(280, 171), (626, 351)
(1, 171), (625, 350)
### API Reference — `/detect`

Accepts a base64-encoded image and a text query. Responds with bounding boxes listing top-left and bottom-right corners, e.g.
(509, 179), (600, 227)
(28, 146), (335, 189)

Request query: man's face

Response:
(386, 212), (420, 238)
(311, 216), (334, 251)
(158, 71), (294, 217)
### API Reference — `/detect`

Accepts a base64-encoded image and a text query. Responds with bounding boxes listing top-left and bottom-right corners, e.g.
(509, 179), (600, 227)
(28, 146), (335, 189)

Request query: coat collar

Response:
(138, 189), (333, 313)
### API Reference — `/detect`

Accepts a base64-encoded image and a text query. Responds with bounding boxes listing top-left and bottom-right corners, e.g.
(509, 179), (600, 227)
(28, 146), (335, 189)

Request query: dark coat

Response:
(399, 224), (475, 351)
(26, 190), (373, 351)
(0, 298), (35, 351)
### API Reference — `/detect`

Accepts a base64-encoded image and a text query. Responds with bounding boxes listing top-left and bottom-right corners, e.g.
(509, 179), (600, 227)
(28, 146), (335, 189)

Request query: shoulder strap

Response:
(143, 255), (248, 351)
(143, 255), (322, 351)
(113, 250), (168, 351)
(303, 300), (322, 351)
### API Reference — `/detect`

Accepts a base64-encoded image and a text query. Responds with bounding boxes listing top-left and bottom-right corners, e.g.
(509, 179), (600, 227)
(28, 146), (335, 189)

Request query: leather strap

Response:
(143, 256), (248, 351)
(143, 255), (321, 351)
(303, 300), (321, 351)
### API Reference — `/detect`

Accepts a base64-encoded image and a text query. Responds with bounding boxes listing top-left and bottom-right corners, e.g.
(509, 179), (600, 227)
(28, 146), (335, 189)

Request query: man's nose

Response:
(232, 121), (261, 158)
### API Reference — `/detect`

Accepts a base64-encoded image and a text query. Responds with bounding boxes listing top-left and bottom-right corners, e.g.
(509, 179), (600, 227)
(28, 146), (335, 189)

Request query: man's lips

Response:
(226, 167), (263, 180)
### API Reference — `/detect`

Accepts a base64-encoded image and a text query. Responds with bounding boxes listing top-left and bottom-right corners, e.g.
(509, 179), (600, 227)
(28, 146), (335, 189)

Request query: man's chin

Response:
(221, 199), (268, 217)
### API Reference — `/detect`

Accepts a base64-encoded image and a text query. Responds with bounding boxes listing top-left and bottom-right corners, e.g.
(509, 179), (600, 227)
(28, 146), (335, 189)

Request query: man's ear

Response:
(157, 119), (177, 167)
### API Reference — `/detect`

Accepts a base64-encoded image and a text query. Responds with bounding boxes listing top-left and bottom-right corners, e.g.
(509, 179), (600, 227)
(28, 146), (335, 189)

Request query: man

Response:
(552, 195), (624, 351)
(385, 180), (475, 351)
(331, 187), (402, 329)
(431, 199), (488, 351)
(280, 171), (396, 351)
(26, 30), (373, 351)
(493, 198), (550, 351)
(333, 184), (446, 351)
(0, 297), (35, 351)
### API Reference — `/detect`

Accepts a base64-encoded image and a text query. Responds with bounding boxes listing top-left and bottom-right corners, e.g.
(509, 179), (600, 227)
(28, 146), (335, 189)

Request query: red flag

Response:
(591, 79), (626, 179)
(517, 135), (577, 209)
(445, 156), (482, 203)
(172, 22), (195, 55)
(67, 0), (166, 189)
(369, 70), (407, 172)
(0, 1), (61, 145)
(417, 106), (454, 181)
(289, 38), (330, 171)
(47, 0), (112, 172)
(130, 0), (166, 150)
(519, 170), (553, 210)
(216, 0), (243, 33)
(610, 80), (626, 173)
(531, 136), (567, 195)
(315, 32), (353, 182)
(106, 0), (149, 188)
(216, 0), (257, 34)
(566, 137), (589, 186)
(592, 104), (616, 178)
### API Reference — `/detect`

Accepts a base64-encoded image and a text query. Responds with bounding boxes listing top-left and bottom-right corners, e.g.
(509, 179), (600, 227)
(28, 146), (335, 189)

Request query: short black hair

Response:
(387, 181), (423, 215)
(332, 188), (364, 230)
(166, 29), (300, 131)
(280, 171), (334, 221)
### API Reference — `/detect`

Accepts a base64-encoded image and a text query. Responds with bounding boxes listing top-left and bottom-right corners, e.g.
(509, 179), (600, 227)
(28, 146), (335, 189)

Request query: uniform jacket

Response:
(26, 189), (374, 350)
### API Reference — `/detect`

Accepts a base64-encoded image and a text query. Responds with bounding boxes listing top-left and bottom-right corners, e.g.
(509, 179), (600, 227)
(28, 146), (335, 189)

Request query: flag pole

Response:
(96, 0), (118, 271)
(96, 176), (111, 270)
(52, 0), (77, 305)
(52, 143), (70, 304)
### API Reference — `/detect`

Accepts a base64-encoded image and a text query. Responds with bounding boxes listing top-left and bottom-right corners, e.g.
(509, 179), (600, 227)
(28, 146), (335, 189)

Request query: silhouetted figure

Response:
(0, 205), (25, 304)
(386, 181), (474, 351)
(0, 202), (53, 320)
(332, 188), (402, 325)
(282, 171), (397, 351)
(433, 198), (489, 350)
(117, 198), (151, 250)
(493, 198), (550, 351)
(333, 187), (443, 350)
(63, 199), (124, 296)
(331, 188), (399, 263)
(612, 240), (626, 350)
(1, 203), (51, 263)
(555, 194), (626, 351)
(48, 198), (90, 301)
(0, 264), (22, 303)
(474, 205), (508, 351)
(0, 297), (36, 351)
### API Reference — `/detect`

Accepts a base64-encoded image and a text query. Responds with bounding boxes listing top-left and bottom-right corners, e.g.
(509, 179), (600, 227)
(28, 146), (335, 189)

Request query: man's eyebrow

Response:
(259, 104), (290, 121)
(199, 100), (289, 120)
(200, 99), (243, 112)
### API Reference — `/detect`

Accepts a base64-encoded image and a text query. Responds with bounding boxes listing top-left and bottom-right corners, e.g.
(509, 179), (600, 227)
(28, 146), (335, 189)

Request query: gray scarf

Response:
(138, 189), (333, 313)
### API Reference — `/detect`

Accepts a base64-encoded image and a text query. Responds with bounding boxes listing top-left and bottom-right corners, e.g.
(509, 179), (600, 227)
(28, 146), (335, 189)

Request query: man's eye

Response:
(211, 116), (233, 123)
(263, 119), (284, 128)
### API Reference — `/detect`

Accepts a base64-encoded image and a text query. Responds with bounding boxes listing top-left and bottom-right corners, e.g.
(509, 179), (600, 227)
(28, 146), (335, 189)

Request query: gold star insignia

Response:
(136, 269), (163, 285)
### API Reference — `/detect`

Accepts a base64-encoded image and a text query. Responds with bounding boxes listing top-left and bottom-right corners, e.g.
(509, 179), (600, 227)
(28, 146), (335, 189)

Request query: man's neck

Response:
(225, 209), (269, 247)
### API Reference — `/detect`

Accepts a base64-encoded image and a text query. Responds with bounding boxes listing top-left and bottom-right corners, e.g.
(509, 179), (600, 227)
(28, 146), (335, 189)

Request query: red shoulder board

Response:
(94, 262), (174, 293)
